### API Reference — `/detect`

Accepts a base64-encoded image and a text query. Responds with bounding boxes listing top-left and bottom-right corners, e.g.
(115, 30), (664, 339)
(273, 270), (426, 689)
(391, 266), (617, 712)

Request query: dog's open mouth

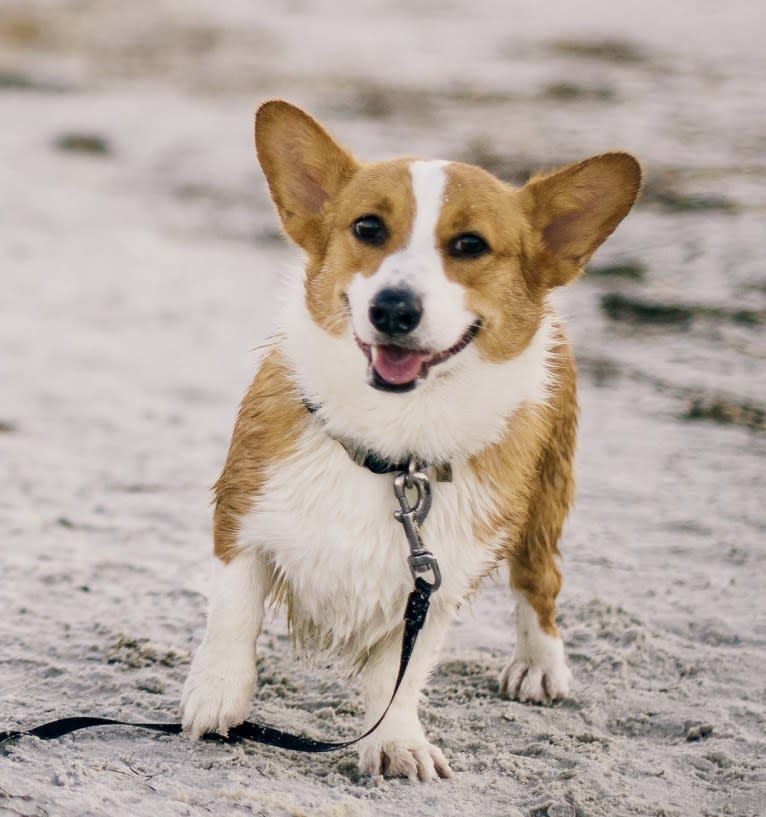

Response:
(356, 322), (481, 393)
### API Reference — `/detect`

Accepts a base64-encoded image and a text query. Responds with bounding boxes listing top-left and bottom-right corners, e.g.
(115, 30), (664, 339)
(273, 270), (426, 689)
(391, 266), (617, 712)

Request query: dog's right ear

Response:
(255, 100), (358, 254)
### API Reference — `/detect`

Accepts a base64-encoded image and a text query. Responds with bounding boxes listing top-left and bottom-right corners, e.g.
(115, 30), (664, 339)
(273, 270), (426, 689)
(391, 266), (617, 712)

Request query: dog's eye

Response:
(352, 215), (388, 246)
(449, 232), (490, 259)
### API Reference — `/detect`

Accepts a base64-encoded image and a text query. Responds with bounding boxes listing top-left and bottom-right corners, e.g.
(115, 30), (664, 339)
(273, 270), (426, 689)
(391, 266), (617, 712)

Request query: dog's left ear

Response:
(255, 100), (359, 255)
(521, 153), (642, 288)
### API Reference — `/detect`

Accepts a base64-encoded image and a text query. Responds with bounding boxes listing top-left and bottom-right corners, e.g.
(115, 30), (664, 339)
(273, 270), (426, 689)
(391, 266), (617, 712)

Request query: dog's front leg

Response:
(357, 607), (453, 782)
(181, 549), (271, 739)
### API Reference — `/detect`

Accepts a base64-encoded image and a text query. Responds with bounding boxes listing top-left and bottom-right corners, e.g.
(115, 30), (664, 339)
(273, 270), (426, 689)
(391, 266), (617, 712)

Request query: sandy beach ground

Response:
(1, 2), (764, 815)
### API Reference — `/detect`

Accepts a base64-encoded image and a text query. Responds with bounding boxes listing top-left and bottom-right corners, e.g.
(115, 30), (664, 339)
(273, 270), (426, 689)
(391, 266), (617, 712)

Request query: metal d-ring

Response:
(394, 467), (431, 527)
(393, 462), (441, 591)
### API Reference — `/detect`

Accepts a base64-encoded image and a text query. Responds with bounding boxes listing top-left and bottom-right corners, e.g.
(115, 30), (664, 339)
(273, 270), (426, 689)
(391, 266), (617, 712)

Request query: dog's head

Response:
(255, 100), (640, 458)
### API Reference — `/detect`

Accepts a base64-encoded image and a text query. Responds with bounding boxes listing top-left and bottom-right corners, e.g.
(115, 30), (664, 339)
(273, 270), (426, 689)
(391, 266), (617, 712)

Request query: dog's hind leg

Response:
(357, 606), (454, 782)
(499, 344), (576, 704)
(181, 548), (272, 739)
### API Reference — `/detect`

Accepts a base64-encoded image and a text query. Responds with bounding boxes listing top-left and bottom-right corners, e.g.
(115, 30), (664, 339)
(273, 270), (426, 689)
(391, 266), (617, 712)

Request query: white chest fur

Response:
(236, 420), (498, 666)
(280, 273), (556, 465)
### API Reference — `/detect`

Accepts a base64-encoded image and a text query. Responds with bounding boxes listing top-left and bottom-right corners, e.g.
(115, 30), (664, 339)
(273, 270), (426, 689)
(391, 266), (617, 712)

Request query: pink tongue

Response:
(372, 345), (429, 385)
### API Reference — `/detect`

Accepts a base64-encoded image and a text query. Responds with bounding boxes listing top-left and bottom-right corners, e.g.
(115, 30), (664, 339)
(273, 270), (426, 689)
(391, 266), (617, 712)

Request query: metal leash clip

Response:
(393, 460), (442, 591)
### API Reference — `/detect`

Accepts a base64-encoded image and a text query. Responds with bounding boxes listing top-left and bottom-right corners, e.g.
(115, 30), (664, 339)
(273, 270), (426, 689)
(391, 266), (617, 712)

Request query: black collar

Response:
(302, 399), (452, 482)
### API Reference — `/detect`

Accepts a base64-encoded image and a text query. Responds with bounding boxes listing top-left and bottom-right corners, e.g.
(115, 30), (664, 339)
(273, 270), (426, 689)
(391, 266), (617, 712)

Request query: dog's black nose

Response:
(368, 288), (423, 336)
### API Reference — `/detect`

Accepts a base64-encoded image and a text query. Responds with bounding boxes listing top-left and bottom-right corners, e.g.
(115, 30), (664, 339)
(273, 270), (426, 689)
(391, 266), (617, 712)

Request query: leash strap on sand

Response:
(0, 578), (433, 753)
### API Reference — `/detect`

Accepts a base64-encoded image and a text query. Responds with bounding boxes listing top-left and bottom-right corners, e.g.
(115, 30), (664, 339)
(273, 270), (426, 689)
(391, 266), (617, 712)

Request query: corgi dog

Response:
(180, 100), (641, 781)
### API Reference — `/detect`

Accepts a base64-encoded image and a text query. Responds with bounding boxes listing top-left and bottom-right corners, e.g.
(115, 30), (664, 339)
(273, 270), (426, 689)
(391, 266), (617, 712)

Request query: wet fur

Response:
(182, 100), (641, 780)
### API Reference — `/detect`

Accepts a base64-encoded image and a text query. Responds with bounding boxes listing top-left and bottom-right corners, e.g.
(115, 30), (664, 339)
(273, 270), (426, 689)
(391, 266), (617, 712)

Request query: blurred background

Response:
(2, 0), (764, 427)
(1, 2), (764, 816)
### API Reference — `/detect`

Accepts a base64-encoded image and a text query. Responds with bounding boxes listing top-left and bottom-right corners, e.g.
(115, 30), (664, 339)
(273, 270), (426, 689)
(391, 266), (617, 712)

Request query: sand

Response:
(1, 1), (764, 815)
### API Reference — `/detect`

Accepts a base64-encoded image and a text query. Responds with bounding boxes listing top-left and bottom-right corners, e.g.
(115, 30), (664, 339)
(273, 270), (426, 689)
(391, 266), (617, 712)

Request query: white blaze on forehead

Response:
(347, 159), (476, 352)
(408, 159), (449, 253)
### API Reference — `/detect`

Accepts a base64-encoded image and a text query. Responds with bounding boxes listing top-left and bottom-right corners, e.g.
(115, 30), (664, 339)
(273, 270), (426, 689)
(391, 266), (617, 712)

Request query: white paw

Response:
(499, 643), (571, 704)
(359, 740), (453, 781)
(180, 644), (256, 739)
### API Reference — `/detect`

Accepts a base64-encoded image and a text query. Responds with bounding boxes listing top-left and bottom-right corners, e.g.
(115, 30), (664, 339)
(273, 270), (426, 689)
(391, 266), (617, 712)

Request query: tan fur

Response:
(213, 349), (306, 562)
(509, 341), (577, 636)
(521, 153), (642, 288)
(255, 100), (358, 257)
(440, 163), (545, 363)
(303, 159), (417, 334)
(254, 100), (640, 360)
(236, 100), (640, 637)
(182, 103), (643, 774)
(463, 321), (575, 628)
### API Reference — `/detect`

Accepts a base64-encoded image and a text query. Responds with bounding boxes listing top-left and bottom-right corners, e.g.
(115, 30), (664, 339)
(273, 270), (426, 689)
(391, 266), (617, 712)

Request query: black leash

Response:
(0, 578), (432, 751)
(1, 460), (443, 753)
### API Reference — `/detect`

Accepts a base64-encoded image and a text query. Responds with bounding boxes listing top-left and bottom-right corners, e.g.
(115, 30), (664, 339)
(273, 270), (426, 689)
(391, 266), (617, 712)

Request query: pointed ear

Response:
(254, 100), (358, 254)
(521, 153), (642, 288)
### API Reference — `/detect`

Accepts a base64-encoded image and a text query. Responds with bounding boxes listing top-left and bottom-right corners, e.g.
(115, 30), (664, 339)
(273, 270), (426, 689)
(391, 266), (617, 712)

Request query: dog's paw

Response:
(500, 599), (572, 705)
(359, 740), (453, 782)
(180, 645), (256, 740)
(498, 655), (571, 703)
(498, 642), (571, 704)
